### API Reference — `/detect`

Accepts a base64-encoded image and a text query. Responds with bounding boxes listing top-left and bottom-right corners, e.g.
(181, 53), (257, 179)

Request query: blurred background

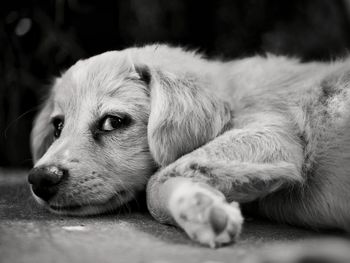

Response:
(1, 0), (350, 168)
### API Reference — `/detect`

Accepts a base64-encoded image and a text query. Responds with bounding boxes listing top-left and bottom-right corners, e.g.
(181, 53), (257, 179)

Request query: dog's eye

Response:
(99, 115), (131, 132)
(52, 117), (64, 138)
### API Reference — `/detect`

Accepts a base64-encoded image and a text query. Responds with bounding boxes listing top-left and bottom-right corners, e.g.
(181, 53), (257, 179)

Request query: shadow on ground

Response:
(0, 169), (348, 263)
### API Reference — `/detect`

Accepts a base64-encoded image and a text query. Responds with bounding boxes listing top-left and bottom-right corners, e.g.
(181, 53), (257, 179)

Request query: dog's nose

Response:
(28, 165), (68, 201)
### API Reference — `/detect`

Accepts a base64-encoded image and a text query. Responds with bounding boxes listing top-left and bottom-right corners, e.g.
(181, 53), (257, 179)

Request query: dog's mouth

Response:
(42, 190), (132, 216)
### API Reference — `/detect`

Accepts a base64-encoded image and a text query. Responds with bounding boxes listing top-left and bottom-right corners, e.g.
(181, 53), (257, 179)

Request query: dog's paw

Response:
(169, 182), (243, 248)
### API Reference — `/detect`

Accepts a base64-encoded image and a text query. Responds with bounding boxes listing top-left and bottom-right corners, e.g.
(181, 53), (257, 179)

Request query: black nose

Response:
(28, 165), (68, 201)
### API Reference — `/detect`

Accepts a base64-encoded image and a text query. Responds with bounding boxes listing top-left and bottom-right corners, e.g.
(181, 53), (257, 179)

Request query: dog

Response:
(29, 44), (350, 248)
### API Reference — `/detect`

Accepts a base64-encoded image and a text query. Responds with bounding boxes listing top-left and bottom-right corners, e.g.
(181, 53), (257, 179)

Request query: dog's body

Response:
(29, 45), (350, 247)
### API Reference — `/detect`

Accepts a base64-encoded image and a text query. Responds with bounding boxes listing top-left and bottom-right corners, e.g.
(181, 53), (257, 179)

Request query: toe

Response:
(209, 206), (228, 235)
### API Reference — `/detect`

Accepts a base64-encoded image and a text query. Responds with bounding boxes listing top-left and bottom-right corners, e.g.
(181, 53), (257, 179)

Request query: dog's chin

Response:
(32, 193), (131, 216)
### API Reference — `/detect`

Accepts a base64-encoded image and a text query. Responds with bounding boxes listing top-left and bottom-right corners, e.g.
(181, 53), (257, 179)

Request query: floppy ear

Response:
(142, 66), (232, 167)
(30, 97), (54, 164)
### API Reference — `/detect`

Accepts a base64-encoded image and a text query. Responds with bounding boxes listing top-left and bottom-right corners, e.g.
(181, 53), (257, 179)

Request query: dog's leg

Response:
(147, 126), (304, 247)
(148, 176), (244, 248)
(147, 161), (301, 247)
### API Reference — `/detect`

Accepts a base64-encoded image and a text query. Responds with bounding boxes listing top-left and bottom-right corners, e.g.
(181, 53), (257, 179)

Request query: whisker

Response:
(4, 106), (40, 139)
(118, 181), (137, 215)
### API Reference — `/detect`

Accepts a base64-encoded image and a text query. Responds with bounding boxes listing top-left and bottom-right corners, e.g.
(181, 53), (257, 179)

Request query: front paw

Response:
(169, 182), (243, 248)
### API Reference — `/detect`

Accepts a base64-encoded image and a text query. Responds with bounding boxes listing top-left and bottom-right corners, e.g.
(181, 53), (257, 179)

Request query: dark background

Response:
(1, 0), (350, 168)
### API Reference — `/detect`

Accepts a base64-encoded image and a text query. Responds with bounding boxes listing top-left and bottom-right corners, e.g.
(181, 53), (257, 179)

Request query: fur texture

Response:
(30, 44), (350, 246)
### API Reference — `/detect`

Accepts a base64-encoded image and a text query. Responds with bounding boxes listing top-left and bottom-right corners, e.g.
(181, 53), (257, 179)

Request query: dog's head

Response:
(29, 45), (231, 215)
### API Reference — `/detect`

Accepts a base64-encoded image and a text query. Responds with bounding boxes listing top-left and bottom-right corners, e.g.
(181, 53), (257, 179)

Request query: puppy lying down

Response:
(29, 44), (350, 247)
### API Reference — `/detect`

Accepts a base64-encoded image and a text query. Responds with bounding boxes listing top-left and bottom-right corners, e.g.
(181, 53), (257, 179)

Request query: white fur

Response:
(31, 44), (350, 246)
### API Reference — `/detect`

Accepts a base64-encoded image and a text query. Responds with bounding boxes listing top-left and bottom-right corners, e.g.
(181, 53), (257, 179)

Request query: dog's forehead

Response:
(72, 52), (131, 80)
(51, 51), (149, 118)
(53, 51), (142, 103)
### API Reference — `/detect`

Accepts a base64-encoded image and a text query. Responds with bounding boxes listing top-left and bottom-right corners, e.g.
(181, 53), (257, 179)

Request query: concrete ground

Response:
(0, 169), (349, 263)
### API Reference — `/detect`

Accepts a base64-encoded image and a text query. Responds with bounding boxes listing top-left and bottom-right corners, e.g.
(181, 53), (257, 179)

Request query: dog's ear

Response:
(30, 96), (54, 164)
(138, 65), (232, 167)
